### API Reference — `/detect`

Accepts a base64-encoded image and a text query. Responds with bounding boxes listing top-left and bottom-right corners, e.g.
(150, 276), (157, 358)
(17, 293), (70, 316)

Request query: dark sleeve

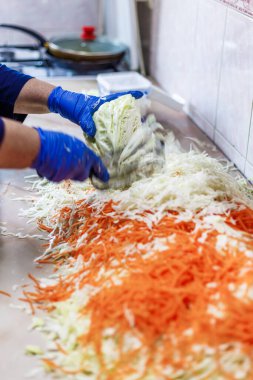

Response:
(0, 64), (33, 119)
(0, 118), (5, 146)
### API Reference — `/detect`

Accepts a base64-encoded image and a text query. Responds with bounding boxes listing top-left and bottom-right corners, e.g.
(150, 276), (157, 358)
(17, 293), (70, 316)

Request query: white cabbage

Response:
(92, 94), (142, 157)
(87, 95), (165, 189)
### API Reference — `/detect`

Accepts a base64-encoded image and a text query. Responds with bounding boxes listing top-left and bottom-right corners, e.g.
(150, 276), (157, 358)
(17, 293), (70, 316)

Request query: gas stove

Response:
(0, 44), (128, 78)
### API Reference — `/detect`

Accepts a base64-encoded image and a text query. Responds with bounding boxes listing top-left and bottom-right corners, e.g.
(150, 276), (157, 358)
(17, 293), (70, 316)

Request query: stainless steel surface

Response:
(0, 77), (239, 380)
(0, 78), (96, 380)
(0, 170), (47, 380)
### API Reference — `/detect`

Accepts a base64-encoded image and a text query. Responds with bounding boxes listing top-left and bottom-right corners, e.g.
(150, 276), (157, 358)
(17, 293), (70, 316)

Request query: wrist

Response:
(30, 127), (43, 169)
(47, 87), (96, 137)
(48, 87), (86, 125)
(48, 86), (64, 114)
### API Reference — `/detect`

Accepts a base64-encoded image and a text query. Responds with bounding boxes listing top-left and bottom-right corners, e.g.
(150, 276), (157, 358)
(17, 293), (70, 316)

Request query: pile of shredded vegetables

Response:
(17, 113), (253, 380)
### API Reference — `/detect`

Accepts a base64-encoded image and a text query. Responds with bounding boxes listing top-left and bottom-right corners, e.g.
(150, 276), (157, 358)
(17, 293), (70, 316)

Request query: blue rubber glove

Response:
(48, 87), (144, 137)
(31, 128), (109, 183)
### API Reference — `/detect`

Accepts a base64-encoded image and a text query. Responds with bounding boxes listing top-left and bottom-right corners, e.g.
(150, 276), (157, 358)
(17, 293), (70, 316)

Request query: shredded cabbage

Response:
(17, 108), (253, 380)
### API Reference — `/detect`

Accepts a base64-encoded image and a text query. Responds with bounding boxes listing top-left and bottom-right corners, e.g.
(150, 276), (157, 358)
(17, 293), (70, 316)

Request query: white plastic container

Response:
(97, 72), (151, 95)
(97, 71), (185, 112)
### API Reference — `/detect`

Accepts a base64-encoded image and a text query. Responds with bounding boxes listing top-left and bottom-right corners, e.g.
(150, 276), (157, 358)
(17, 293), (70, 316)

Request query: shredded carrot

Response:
(227, 207), (253, 234)
(55, 342), (68, 355)
(0, 290), (11, 298)
(22, 200), (253, 379)
(42, 358), (89, 375)
(80, 233), (253, 368)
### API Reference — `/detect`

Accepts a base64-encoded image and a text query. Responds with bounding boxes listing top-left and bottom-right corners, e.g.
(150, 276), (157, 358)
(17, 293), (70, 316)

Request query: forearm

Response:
(14, 78), (55, 114)
(0, 118), (40, 168)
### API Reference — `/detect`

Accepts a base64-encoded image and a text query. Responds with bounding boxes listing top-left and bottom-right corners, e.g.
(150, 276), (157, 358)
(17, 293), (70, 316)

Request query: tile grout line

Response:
(187, 0), (200, 107)
(244, 100), (253, 172)
(213, 4), (228, 136)
(216, 129), (246, 158)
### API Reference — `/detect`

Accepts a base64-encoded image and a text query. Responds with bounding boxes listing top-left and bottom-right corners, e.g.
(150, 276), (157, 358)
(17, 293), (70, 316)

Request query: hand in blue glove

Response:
(31, 127), (109, 183)
(48, 87), (144, 138)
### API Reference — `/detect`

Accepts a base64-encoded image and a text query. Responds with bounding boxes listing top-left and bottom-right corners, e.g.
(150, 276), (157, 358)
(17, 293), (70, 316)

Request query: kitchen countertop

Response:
(0, 77), (235, 380)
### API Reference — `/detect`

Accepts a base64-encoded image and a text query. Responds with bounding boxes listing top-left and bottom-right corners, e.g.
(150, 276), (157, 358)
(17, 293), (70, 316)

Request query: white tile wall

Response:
(151, 0), (253, 179)
(0, 0), (99, 44)
(215, 8), (253, 160)
(151, 0), (199, 101)
(190, 0), (227, 129)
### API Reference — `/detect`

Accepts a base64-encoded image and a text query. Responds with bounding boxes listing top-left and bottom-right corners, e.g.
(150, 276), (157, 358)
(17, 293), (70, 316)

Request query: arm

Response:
(0, 117), (40, 168)
(0, 64), (54, 116)
(14, 78), (55, 114)
(0, 64), (143, 135)
(0, 118), (109, 183)
(15, 82), (144, 137)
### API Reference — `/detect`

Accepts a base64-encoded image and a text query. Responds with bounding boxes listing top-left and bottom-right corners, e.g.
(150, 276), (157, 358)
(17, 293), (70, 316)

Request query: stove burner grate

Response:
(0, 44), (128, 77)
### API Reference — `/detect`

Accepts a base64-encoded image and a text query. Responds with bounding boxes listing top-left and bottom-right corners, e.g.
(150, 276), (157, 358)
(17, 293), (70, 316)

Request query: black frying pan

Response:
(0, 24), (127, 64)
